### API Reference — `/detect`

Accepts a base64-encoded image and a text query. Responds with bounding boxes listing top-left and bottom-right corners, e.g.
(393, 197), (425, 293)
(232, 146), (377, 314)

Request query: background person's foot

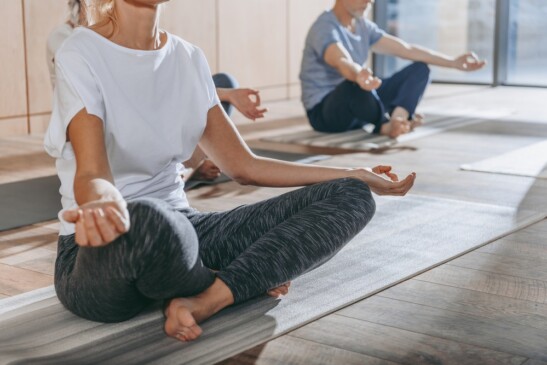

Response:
(380, 117), (412, 138)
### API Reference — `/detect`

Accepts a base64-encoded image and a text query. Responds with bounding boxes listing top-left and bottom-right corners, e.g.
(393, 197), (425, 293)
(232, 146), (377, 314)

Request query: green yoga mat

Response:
(0, 176), (61, 231)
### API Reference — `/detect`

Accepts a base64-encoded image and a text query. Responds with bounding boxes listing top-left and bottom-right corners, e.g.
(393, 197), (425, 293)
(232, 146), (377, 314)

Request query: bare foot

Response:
(380, 117), (411, 138)
(163, 278), (234, 342)
(410, 112), (424, 130)
(267, 281), (291, 298)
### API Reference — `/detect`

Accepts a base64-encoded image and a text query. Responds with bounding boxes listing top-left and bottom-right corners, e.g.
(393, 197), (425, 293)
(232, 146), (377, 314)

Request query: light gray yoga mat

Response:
(0, 195), (544, 365)
(261, 114), (484, 151)
(461, 140), (547, 179)
(0, 176), (61, 231)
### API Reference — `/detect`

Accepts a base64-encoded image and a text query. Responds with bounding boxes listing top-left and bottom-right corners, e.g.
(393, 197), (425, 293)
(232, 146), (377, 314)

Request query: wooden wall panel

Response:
(0, 0), (27, 120)
(29, 114), (51, 136)
(0, 117), (28, 137)
(24, 0), (68, 115)
(162, 0), (217, 73)
(218, 0), (287, 96)
(288, 0), (333, 85)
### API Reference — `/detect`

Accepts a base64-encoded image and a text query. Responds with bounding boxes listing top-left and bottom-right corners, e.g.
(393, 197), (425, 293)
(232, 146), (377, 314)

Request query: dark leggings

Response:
(54, 178), (376, 323)
(307, 62), (431, 133)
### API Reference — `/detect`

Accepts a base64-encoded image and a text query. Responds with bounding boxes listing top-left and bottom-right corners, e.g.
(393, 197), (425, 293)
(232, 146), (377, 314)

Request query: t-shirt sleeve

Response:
(44, 51), (105, 159)
(194, 48), (220, 110)
(365, 19), (386, 46)
(308, 19), (342, 59)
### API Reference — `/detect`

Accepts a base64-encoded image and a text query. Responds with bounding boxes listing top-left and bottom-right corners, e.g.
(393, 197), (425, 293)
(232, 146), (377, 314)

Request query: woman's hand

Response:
(362, 165), (416, 196)
(453, 52), (486, 72)
(228, 88), (268, 121)
(62, 199), (130, 247)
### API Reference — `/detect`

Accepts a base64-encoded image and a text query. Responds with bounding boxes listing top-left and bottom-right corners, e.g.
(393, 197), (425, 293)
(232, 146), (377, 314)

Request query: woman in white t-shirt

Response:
(46, 0), (415, 342)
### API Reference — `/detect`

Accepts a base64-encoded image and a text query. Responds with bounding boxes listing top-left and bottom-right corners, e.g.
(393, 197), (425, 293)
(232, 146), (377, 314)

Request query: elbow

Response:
(232, 173), (257, 186)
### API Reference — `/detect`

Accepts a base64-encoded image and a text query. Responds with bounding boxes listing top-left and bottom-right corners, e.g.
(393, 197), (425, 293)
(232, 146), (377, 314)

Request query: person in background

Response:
(46, 0), (267, 184)
(46, 0), (415, 342)
(300, 0), (486, 138)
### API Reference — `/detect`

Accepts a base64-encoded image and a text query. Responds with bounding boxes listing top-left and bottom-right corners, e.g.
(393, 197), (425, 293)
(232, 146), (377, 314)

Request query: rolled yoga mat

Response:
(0, 194), (544, 364)
(0, 176), (61, 231)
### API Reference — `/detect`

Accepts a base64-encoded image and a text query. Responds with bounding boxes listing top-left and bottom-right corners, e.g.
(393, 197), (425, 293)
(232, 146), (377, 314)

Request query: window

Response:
(506, 0), (547, 86)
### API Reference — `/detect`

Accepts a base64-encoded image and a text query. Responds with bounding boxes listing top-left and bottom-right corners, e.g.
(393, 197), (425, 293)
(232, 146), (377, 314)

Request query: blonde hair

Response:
(84, 0), (118, 35)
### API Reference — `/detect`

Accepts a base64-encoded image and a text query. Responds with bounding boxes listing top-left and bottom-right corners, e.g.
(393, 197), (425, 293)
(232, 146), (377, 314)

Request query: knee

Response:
(336, 178), (376, 223)
(411, 62), (431, 81)
(212, 72), (239, 89)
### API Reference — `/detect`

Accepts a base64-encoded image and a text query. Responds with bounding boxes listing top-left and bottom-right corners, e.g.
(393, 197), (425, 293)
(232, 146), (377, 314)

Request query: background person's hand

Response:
(356, 68), (382, 91)
(62, 199), (130, 247)
(229, 88), (268, 121)
(362, 166), (416, 196)
(193, 159), (221, 181)
(453, 52), (486, 72)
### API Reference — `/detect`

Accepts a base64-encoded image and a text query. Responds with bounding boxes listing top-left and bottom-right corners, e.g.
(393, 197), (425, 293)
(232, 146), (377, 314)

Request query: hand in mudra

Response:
(365, 165), (416, 196)
(356, 67), (382, 91)
(454, 52), (486, 72)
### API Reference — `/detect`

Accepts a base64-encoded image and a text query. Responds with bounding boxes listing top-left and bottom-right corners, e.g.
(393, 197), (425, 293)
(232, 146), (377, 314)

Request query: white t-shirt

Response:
(46, 23), (74, 89)
(45, 27), (220, 235)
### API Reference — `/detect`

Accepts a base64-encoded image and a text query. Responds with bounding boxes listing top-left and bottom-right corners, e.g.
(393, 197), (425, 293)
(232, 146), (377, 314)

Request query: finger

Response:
(62, 209), (79, 223)
(94, 208), (118, 243)
(74, 210), (89, 246)
(106, 206), (130, 233)
(254, 91), (261, 106)
(84, 209), (103, 246)
(386, 172), (399, 182)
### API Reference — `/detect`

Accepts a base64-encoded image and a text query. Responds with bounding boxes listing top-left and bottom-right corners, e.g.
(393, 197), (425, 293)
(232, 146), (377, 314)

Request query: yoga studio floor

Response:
(1, 84), (547, 364)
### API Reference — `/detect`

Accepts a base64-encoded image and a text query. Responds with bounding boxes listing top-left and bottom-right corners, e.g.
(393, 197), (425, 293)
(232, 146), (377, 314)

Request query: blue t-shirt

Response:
(299, 11), (385, 110)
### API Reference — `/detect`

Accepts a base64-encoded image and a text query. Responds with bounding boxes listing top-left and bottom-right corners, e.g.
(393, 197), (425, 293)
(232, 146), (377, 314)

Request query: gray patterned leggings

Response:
(54, 178), (376, 323)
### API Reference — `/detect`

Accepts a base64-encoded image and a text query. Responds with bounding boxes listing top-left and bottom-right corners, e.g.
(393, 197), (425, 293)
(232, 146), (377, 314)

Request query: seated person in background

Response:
(300, 0), (486, 138)
(46, 0), (416, 342)
(46, 0), (267, 183)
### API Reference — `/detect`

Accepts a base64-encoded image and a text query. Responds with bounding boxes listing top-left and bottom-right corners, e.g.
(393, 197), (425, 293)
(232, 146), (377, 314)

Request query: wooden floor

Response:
(1, 84), (546, 365)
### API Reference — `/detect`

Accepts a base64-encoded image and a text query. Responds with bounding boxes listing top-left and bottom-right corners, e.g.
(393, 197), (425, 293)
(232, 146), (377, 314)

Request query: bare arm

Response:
(216, 88), (268, 120)
(199, 105), (416, 195)
(63, 108), (130, 246)
(371, 34), (486, 71)
(323, 42), (382, 90)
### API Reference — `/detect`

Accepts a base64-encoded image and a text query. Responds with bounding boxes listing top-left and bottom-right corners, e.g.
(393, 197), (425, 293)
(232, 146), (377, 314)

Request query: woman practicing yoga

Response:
(45, 0), (415, 342)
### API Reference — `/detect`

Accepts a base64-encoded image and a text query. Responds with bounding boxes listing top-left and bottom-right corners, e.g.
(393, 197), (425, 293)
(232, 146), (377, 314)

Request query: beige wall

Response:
(1, 0), (334, 136)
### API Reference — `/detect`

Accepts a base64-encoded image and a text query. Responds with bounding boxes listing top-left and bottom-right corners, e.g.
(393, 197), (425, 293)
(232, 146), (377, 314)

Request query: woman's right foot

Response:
(163, 278), (234, 342)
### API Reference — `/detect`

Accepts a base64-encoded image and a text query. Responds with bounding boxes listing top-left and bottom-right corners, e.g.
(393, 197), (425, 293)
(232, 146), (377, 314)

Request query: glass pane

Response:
(506, 0), (547, 86)
(383, 0), (495, 83)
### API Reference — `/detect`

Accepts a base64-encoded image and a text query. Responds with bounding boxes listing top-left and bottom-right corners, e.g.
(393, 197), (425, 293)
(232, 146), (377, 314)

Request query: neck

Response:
(332, 2), (356, 28)
(108, 0), (163, 50)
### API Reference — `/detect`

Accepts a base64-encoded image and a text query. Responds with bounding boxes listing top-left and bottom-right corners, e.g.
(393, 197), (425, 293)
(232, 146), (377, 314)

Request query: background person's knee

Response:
(410, 62), (431, 82)
(212, 72), (239, 89)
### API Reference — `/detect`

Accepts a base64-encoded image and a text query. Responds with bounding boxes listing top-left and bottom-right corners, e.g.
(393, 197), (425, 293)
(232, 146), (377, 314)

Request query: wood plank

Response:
(379, 280), (547, 333)
(0, 224), (59, 256)
(478, 219), (547, 260)
(290, 313), (525, 365)
(416, 265), (547, 304)
(0, 263), (52, 296)
(217, 336), (398, 365)
(0, 247), (55, 276)
(337, 296), (547, 360)
(447, 251), (547, 282)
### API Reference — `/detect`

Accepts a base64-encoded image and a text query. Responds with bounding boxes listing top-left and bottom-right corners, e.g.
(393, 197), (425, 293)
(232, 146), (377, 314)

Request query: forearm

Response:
(335, 58), (363, 82)
(73, 175), (124, 206)
(400, 44), (455, 68)
(234, 156), (366, 187)
(215, 88), (233, 103)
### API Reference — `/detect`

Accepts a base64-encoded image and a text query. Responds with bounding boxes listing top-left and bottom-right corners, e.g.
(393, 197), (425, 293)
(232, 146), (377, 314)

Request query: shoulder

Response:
(311, 11), (338, 32)
(167, 32), (208, 65)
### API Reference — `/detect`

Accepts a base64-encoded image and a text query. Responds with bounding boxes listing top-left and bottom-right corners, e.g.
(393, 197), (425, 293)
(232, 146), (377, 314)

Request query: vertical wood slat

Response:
(0, 1), (27, 122)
